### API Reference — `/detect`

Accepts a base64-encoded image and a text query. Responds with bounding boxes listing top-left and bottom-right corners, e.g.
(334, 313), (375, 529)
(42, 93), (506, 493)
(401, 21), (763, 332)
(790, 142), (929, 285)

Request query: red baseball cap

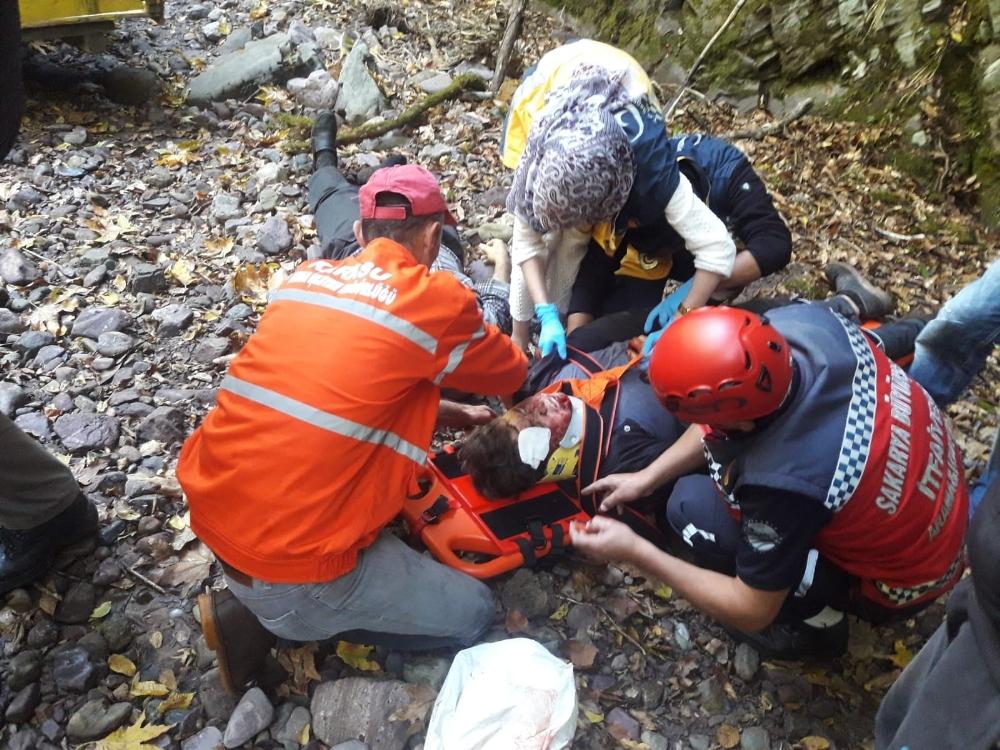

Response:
(358, 164), (458, 226)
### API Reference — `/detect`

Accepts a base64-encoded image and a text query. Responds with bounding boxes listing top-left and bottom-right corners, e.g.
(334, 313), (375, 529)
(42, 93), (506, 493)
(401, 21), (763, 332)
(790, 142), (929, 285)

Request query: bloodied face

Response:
(504, 392), (573, 451)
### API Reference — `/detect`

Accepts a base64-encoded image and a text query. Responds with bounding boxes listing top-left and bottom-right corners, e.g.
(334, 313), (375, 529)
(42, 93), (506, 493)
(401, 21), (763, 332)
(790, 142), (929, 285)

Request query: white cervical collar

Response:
(516, 396), (585, 468)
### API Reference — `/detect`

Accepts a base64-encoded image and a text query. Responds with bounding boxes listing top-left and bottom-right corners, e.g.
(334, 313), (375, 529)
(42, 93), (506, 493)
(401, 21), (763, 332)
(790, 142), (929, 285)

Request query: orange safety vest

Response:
(177, 239), (527, 584)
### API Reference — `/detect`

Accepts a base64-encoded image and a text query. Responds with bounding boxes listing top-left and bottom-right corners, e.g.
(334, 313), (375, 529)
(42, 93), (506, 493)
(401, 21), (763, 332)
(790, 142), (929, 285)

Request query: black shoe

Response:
(198, 589), (281, 694)
(0, 493), (98, 595)
(825, 262), (895, 319)
(311, 112), (338, 170)
(725, 614), (849, 660)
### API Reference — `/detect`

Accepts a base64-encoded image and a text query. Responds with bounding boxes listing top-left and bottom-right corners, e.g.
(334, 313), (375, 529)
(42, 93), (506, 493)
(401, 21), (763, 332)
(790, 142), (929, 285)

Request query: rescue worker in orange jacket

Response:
(178, 164), (528, 692)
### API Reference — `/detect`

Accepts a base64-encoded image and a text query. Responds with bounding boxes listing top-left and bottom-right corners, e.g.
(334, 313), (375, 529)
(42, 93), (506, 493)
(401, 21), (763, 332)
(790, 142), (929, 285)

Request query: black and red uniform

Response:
(667, 303), (968, 619)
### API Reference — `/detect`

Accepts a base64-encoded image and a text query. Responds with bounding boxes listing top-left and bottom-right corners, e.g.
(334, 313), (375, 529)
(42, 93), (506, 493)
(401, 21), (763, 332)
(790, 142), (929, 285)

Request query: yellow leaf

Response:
(149, 631), (163, 649)
(170, 258), (196, 287)
(336, 641), (381, 672)
(890, 639), (913, 669)
(109, 654), (137, 677)
(93, 716), (171, 750)
(717, 724), (740, 749)
(298, 723), (310, 744)
(167, 514), (187, 532)
(205, 236), (235, 256)
(157, 691), (194, 715)
(250, 0), (268, 19)
(549, 603), (569, 621)
(583, 708), (604, 723)
(218, 16), (231, 35)
(801, 737), (831, 750)
(653, 584), (673, 600)
(131, 677), (170, 697)
(91, 601), (112, 620)
(100, 292), (120, 306)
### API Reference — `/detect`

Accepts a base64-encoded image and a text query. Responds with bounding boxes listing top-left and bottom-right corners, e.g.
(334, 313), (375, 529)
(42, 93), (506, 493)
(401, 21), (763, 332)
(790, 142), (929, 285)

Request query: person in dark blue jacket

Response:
(567, 134), (794, 327)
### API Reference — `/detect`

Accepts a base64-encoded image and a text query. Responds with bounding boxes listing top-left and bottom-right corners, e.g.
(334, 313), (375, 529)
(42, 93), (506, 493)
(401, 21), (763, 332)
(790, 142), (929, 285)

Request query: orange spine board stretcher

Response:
(402, 447), (589, 579)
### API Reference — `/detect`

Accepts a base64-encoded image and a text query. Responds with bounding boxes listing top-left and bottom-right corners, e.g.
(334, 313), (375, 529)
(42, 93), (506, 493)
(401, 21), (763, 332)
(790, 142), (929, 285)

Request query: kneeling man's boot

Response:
(0, 493), (98, 595)
(198, 589), (280, 694)
(727, 607), (849, 660)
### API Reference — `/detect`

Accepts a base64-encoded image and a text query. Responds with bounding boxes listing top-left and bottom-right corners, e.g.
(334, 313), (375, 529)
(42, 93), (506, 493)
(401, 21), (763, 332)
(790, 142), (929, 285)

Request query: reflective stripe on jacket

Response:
(178, 239), (527, 583)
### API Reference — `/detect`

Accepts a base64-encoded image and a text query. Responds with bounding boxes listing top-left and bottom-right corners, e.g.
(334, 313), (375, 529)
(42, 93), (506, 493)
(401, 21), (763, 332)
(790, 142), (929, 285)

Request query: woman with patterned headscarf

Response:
(501, 40), (736, 358)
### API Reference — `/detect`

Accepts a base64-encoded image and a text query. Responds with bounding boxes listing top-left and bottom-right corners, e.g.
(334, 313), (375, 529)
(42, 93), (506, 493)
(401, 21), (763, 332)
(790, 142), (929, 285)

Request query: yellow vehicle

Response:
(1, 0), (162, 158)
(19, 0), (163, 41)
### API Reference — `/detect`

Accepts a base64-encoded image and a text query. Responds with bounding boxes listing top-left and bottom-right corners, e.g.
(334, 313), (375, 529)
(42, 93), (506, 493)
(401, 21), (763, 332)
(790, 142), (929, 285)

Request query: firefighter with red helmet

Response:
(570, 304), (969, 659)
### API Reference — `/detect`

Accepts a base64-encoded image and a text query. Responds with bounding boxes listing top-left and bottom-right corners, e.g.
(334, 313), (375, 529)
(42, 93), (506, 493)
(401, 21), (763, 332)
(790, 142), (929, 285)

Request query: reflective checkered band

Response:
(704, 444), (738, 509)
(874, 550), (965, 606)
(824, 314), (878, 512)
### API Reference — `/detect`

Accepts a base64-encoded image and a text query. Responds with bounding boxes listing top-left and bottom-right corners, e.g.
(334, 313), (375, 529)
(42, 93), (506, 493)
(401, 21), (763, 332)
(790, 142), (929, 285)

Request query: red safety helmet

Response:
(648, 306), (794, 424)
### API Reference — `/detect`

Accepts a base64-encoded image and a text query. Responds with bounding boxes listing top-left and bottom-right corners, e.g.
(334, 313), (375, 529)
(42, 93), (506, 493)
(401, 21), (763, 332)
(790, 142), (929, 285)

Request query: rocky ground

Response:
(1, 1), (997, 749)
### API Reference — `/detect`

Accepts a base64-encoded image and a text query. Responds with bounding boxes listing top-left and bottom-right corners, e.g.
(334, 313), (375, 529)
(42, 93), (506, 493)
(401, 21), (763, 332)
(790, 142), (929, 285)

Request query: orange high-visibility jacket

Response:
(177, 239), (528, 583)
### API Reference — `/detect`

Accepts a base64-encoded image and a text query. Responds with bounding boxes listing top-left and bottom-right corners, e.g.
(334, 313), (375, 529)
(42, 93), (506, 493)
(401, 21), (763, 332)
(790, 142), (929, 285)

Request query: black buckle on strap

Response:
(420, 495), (451, 525)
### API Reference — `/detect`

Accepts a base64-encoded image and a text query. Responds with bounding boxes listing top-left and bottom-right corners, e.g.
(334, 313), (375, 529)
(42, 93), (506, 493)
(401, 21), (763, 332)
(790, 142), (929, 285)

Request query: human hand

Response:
(569, 515), (640, 564)
(644, 279), (694, 334)
(581, 471), (650, 514)
(436, 400), (495, 429)
(535, 303), (567, 360)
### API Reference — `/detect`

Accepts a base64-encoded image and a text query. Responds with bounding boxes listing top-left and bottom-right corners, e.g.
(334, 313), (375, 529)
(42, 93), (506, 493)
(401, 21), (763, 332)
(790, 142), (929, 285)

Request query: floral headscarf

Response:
(506, 65), (636, 233)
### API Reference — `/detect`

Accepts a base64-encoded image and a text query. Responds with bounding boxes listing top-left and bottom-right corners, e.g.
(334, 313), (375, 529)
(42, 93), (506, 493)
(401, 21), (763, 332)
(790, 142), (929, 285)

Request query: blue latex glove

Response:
(535, 303), (567, 360)
(644, 279), (694, 334)
(641, 325), (665, 361)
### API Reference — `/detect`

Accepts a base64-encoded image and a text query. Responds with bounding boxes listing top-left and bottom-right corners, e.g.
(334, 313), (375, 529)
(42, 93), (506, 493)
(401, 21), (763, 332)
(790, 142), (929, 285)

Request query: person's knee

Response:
(459, 580), (496, 642)
(665, 475), (713, 538)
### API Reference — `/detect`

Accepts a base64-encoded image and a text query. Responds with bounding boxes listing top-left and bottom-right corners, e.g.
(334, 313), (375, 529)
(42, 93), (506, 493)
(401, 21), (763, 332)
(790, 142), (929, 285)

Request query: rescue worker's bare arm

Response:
(582, 423), (707, 512)
(436, 400), (494, 429)
(719, 251), (764, 290)
(570, 516), (786, 632)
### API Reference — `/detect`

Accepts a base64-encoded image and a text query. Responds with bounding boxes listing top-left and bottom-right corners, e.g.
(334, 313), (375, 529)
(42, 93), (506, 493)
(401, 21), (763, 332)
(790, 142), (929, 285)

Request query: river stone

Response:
(16, 330), (53, 353)
(199, 667), (237, 721)
(55, 581), (97, 623)
(0, 307), (25, 334)
(66, 700), (132, 741)
(223, 687), (274, 748)
(336, 41), (387, 124)
(418, 72), (452, 94)
(187, 33), (291, 104)
(0, 382), (27, 417)
(152, 303), (194, 336)
(137, 406), (186, 444)
(607, 707), (641, 740)
(741, 726), (771, 750)
(54, 413), (120, 451)
(6, 650), (42, 690)
(182, 726), (224, 750)
(96, 331), (136, 357)
(276, 705), (311, 744)
(71, 307), (132, 339)
(129, 263), (167, 294)
(5, 682), (41, 724)
(15, 412), (51, 440)
(500, 568), (550, 618)
(0, 249), (41, 285)
(52, 646), (97, 692)
(734, 642), (760, 681)
(192, 336), (230, 363)
(257, 215), (293, 255)
(311, 678), (412, 750)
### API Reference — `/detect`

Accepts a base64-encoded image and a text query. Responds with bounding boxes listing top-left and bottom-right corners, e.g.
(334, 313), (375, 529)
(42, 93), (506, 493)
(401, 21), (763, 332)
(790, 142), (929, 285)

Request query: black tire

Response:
(0, 0), (25, 160)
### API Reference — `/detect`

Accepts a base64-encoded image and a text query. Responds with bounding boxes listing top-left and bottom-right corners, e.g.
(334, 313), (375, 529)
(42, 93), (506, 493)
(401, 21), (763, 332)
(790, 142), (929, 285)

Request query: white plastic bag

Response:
(424, 638), (578, 750)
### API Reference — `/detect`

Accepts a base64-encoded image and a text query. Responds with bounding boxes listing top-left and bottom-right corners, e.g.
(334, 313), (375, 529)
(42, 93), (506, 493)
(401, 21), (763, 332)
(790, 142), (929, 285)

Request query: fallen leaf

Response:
(717, 724), (741, 749)
(863, 669), (900, 692)
(93, 716), (171, 750)
(298, 724), (310, 744)
(109, 654), (137, 677)
(583, 708), (604, 723)
(131, 678), (171, 698)
(205, 236), (235, 256)
(800, 737), (831, 750)
(149, 631), (163, 649)
(250, 0), (269, 19)
(565, 640), (598, 669)
(388, 683), (437, 737)
(549, 602), (569, 621)
(157, 691), (194, 715)
(170, 257), (196, 287)
(505, 609), (530, 634)
(653, 584), (673, 600)
(889, 639), (913, 669)
(90, 601), (112, 620)
(336, 641), (380, 672)
(158, 542), (214, 593)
